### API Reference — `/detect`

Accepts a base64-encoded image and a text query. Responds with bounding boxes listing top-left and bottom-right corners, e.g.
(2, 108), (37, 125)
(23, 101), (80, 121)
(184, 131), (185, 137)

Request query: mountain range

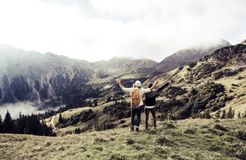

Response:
(1, 39), (246, 160)
(0, 39), (234, 108)
(37, 39), (246, 137)
(0, 45), (156, 107)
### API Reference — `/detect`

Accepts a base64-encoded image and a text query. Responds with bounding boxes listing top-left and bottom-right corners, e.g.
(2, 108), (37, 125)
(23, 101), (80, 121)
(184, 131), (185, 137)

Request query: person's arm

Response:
(150, 80), (160, 91)
(157, 81), (170, 93)
(142, 79), (160, 94)
(116, 79), (131, 93)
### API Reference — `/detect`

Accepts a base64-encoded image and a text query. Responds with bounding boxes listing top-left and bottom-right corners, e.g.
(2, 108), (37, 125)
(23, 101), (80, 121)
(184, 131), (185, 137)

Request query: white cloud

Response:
(0, 102), (44, 118)
(0, 0), (245, 62)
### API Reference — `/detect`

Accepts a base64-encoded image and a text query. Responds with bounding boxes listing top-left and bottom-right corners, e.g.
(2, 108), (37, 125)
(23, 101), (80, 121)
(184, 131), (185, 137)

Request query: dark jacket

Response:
(144, 82), (169, 106)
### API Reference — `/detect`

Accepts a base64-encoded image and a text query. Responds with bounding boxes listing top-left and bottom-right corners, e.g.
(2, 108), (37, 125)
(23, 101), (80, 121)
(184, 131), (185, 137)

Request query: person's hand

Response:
(155, 79), (160, 85)
(116, 79), (121, 84)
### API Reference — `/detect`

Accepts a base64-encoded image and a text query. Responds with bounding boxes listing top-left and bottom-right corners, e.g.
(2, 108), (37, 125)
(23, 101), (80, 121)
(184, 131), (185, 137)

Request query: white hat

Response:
(134, 80), (141, 87)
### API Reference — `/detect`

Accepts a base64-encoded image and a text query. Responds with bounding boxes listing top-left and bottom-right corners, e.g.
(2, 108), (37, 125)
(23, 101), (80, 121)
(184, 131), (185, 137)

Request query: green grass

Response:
(1, 119), (246, 160)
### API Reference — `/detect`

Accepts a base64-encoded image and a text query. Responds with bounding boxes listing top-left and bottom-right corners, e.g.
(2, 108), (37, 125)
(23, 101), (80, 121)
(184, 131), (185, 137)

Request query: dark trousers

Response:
(145, 107), (156, 129)
(131, 107), (142, 129)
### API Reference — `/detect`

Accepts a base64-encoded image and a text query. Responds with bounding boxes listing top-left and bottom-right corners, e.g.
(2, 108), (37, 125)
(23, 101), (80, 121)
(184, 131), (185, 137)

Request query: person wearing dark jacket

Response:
(116, 79), (159, 132)
(144, 81), (170, 130)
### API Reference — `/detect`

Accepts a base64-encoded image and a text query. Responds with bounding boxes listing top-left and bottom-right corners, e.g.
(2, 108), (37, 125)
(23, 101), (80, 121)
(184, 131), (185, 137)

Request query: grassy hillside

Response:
(1, 118), (246, 160)
(43, 58), (246, 135)
(146, 56), (246, 118)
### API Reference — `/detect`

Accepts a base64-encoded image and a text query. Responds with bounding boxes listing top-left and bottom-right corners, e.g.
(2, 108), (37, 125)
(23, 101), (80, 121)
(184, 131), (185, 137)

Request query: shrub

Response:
(213, 71), (224, 80)
(208, 128), (224, 136)
(184, 128), (197, 134)
(236, 148), (246, 160)
(94, 138), (108, 144)
(126, 138), (134, 145)
(214, 124), (228, 132)
(237, 130), (246, 141)
(94, 146), (103, 151)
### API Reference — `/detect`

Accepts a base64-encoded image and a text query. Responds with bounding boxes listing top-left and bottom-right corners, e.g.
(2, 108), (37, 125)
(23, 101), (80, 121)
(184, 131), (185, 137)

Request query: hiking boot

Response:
(130, 126), (134, 132)
(136, 127), (139, 132)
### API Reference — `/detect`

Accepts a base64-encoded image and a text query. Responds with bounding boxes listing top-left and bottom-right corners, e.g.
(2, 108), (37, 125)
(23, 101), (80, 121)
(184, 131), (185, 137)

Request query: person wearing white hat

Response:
(116, 79), (159, 132)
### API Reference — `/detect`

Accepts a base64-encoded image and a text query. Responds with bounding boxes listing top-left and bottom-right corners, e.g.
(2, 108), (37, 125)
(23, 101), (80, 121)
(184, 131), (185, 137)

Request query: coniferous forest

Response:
(0, 111), (54, 136)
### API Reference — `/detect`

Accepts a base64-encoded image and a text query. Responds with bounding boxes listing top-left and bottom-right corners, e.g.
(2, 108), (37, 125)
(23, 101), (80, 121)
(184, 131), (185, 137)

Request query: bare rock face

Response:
(211, 44), (246, 65)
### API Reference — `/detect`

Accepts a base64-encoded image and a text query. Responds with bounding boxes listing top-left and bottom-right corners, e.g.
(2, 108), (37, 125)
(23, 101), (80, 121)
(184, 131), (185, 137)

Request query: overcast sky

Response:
(0, 0), (245, 62)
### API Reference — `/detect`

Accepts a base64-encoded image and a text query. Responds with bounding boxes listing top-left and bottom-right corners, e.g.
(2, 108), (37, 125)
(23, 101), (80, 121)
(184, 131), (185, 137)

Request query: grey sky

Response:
(0, 0), (245, 62)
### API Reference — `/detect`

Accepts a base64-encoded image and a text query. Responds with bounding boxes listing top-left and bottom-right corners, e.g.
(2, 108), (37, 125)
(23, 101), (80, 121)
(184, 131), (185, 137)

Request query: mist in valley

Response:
(0, 102), (51, 119)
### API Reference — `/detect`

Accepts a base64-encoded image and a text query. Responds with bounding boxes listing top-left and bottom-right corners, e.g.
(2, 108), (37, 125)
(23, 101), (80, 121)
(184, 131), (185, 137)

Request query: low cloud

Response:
(0, 102), (46, 119)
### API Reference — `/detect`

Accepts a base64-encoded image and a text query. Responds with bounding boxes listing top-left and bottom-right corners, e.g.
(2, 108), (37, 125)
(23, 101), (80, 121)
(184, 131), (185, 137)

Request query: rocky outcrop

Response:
(211, 44), (246, 65)
(213, 67), (246, 80)
(191, 62), (224, 80)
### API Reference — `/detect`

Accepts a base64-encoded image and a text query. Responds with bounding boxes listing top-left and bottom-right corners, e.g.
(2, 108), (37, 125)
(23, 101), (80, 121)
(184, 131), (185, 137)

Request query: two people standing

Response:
(116, 79), (170, 131)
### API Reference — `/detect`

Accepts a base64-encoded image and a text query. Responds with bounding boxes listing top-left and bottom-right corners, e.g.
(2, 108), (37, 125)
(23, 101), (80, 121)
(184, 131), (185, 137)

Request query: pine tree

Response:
(215, 110), (221, 119)
(221, 110), (226, 119)
(0, 115), (2, 133)
(74, 128), (81, 134)
(88, 101), (92, 107)
(232, 109), (235, 118)
(226, 108), (234, 119)
(94, 99), (98, 107)
(58, 114), (63, 123)
(24, 114), (43, 135)
(16, 113), (26, 134)
(237, 112), (241, 119)
(3, 111), (15, 133)
(106, 97), (111, 102)
(41, 120), (54, 136)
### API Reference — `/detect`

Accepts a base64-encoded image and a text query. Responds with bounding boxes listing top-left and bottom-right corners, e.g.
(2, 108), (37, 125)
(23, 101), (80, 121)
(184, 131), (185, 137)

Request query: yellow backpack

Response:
(131, 88), (141, 108)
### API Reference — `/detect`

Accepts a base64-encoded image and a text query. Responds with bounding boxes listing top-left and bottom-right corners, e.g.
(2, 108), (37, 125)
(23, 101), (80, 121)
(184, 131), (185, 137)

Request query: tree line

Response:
(195, 108), (246, 119)
(214, 108), (246, 119)
(0, 111), (54, 136)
